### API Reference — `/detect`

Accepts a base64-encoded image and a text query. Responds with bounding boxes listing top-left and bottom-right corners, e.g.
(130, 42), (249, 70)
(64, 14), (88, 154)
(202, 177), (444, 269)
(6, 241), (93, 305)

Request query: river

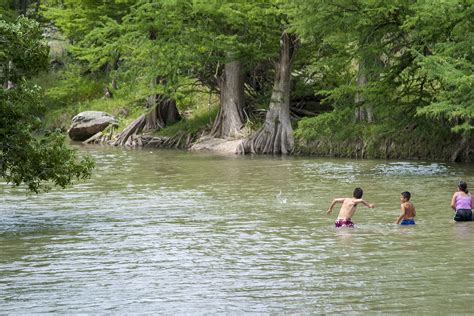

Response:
(1, 146), (473, 313)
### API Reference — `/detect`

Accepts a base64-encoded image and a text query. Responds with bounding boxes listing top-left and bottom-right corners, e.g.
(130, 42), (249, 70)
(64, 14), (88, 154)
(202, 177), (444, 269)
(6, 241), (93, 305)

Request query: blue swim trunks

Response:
(400, 219), (415, 225)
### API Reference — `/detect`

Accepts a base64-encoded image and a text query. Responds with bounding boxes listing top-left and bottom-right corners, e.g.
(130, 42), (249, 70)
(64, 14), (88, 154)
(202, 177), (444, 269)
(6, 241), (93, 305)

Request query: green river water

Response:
(1, 145), (473, 313)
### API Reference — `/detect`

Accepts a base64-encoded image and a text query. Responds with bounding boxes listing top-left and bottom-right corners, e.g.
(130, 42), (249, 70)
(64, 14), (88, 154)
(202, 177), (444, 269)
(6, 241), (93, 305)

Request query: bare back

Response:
(401, 201), (416, 219)
(327, 196), (374, 219)
(337, 198), (361, 219)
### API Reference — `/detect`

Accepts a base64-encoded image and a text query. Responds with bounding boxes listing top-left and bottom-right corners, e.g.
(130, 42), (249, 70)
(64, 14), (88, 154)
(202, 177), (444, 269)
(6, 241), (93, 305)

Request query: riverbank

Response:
(36, 61), (472, 162)
(78, 127), (472, 162)
(39, 69), (472, 162)
(189, 136), (243, 154)
(296, 136), (471, 162)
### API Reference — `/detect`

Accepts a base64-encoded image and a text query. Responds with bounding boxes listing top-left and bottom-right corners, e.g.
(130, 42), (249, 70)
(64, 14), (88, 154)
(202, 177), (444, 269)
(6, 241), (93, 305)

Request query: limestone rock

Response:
(68, 111), (117, 141)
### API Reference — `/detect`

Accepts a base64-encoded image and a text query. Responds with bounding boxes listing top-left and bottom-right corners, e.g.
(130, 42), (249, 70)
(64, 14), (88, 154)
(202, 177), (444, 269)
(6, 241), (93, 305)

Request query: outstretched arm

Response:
(327, 198), (345, 214)
(355, 199), (375, 209)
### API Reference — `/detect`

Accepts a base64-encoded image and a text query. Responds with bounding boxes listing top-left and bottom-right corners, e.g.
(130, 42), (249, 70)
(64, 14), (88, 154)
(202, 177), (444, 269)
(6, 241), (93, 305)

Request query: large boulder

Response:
(68, 111), (118, 141)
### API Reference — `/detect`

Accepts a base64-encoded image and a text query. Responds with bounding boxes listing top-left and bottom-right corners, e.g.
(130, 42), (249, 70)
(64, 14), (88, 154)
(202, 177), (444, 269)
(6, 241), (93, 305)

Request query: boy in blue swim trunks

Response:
(396, 191), (416, 225)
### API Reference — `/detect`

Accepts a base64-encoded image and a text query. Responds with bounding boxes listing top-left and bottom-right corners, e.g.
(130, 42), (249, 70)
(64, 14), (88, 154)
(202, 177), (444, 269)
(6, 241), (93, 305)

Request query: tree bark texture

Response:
(354, 54), (383, 123)
(451, 132), (470, 162)
(111, 95), (181, 147)
(143, 94), (181, 132)
(354, 59), (374, 123)
(238, 32), (298, 155)
(211, 60), (245, 139)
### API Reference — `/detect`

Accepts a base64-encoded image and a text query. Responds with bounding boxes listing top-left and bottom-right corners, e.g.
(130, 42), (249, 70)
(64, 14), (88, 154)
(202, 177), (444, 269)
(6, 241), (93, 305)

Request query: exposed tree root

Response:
(110, 95), (181, 147)
(141, 131), (197, 149)
(238, 32), (298, 155)
(83, 125), (117, 145)
(110, 114), (146, 147)
(239, 110), (294, 154)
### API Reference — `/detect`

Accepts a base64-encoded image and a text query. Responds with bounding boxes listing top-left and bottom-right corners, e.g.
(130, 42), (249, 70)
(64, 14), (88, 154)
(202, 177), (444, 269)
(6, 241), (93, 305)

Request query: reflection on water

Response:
(1, 146), (474, 313)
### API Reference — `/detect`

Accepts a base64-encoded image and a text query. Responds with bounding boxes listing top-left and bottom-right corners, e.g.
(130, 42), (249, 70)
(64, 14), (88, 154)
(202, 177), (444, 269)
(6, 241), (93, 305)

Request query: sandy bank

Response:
(190, 136), (243, 154)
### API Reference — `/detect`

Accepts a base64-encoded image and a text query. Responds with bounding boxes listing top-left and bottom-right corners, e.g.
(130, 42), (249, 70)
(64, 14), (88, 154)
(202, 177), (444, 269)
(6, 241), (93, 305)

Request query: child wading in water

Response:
(327, 187), (375, 227)
(395, 191), (416, 225)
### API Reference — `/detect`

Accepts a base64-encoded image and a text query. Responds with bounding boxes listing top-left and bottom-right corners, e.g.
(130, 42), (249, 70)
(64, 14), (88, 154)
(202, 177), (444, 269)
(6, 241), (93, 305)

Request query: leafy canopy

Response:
(1, 17), (94, 193)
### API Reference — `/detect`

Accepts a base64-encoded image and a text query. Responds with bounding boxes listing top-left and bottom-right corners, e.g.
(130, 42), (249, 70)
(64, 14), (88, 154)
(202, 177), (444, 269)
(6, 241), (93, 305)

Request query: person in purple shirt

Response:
(450, 181), (473, 222)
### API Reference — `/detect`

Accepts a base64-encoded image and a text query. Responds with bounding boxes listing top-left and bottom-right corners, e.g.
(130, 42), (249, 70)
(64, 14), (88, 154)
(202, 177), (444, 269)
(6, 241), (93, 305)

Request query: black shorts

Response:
(454, 209), (473, 222)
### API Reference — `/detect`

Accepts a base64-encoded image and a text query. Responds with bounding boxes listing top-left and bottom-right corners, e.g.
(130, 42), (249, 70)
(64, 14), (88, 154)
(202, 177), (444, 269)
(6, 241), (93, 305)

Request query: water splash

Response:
(276, 190), (287, 204)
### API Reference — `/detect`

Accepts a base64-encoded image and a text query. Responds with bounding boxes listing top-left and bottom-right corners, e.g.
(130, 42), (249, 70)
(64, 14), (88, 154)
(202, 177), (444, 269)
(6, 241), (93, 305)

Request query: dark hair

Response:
(401, 191), (411, 200)
(353, 187), (363, 199)
(458, 181), (468, 194)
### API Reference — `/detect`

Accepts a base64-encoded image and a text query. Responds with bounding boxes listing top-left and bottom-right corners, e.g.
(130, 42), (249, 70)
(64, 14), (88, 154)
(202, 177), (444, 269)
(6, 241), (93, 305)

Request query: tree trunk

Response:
(211, 59), (245, 139)
(354, 58), (374, 123)
(238, 32), (298, 155)
(143, 94), (181, 132)
(451, 132), (470, 162)
(111, 95), (181, 147)
(20, 0), (28, 15)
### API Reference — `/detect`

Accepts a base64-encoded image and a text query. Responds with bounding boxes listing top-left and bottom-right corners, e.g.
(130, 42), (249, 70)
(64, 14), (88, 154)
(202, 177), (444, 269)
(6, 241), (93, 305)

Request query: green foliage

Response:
(39, 0), (289, 142)
(42, 66), (105, 107)
(29, 65), (106, 130)
(292, 0), (414, 109)
(157, 105), (219, 137)
(1, 17), (94, 193)
(112, 0), (283, 93)
(1, 82), (95, 192)
(19, 0), (474, 161)
(42, 0), (134, 72)
(291, 0), (474, 157)
(0, 16), (49, 82)
(295, 108), (353, 141)
(406, 1), (474, 134)
(0, 0), (17, 21)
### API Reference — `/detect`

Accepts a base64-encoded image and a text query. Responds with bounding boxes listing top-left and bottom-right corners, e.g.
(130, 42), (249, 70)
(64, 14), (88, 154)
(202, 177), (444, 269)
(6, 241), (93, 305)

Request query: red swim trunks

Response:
(335, 218), (354, 228)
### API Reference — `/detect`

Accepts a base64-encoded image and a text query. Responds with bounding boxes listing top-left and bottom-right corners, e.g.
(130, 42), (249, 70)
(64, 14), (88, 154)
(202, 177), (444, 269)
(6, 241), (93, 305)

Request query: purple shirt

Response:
(455, 193), (472, 210)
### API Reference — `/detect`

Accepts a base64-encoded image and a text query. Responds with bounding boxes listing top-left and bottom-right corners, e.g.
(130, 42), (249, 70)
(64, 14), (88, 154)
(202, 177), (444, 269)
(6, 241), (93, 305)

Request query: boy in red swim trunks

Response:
(326, 187), (375, 227)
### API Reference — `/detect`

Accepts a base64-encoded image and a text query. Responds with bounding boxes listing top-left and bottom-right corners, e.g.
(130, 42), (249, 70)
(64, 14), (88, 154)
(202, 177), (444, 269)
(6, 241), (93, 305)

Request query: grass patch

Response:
(35, 64), (221, 138)
(36, 66), (153, 131)
(156, 104), (219, 137)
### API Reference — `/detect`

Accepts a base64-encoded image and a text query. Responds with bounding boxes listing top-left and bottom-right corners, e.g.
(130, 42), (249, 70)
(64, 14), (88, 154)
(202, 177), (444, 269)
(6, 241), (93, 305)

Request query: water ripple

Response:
(1, 148), (474, 313)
